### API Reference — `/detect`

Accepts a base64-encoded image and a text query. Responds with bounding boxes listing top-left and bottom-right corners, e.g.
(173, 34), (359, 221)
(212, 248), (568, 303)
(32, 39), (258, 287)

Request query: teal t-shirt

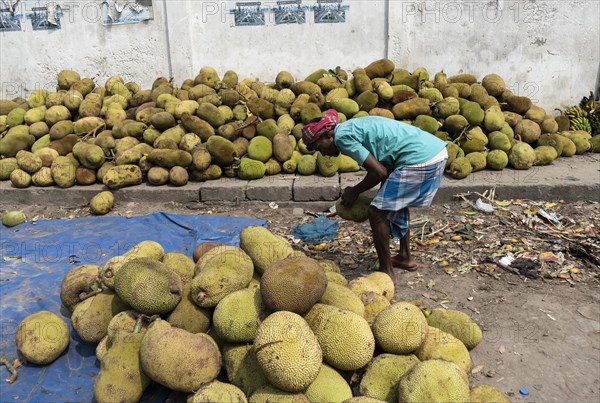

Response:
(334, 116), (447, 169)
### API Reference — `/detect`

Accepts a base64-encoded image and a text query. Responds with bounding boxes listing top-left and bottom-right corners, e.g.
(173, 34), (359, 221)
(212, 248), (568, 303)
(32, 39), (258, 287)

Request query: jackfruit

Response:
(514, 119), (541, 144)
(304, 303), (374, 371)
(412, 115), (441, 134)
(297, 154), (317, 175)
(534, 145), (558, 166)
(253, 311), (322, 392)
(249, 385), (309, 403)
(397, 359), (470, 403)
(114, 258), (182, 315)
(71, 291), (129, 343)
(447, 74), (477, 85)
(93, 332), (150, 403)
(89, 191), (114, 215)
(147, 166), (169, 185)
(161, 252), (195, 284)
(365, 59), (395, 79)
(16, 311), (69, 365)
(260, 255), (327, 315)
(223, 343), (269, 397)
(10, 169), (31, 188)
(102, 164), (142, 189)
(213, 287), (264, 342)
(305, 364), (353, 403)
(16, 150), (42, 174)
(505, 95), (532, 115)
(188, 380), (248, 403)
(238, 157), (266, 180)
(470, 384), (511, 403)
(466, 152), (487, 172)
(359, 353), (420, 403)
(372, 301), (427, 354)
(426, 308), (482, 349)
(508, 142), (535, 170)
(486, 149), (508, 170)
(319, 281), (365, 317)
(166, 284), (211, 333)
(460, 101), (485, 126)
(0, 157), (19, 180)
(488, 131), (511, 152)
(59, 264), (102, 313)
(140, 326), (222, 392)
(247, 136), (273, 163)
(191, 245), (254, 308)
(417, 326), (472, 373)
(362, 292), (391, 326)
(449, 157), (472, 179)
(335, 194), (372, 222)
(392, 98), (431, 120)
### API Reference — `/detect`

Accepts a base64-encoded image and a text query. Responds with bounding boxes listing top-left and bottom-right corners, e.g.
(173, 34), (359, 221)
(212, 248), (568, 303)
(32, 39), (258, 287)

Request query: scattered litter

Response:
(291, 216), (339, 245)
(498, 345), (506, 354)
(475, 198), (494, 213)
(471, 365), (484, 374)
(268, 202), (279, 209)
(537, 208), (562, 228)
(519, 388), (529, 396)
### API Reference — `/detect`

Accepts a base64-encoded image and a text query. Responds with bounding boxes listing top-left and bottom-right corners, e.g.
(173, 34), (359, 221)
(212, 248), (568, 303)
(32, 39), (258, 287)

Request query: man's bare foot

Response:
(391, 255), (418, 272)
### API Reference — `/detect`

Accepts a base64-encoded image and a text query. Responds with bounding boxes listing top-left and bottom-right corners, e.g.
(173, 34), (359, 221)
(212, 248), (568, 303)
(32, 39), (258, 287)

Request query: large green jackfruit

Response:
(114, 258), (182, 315)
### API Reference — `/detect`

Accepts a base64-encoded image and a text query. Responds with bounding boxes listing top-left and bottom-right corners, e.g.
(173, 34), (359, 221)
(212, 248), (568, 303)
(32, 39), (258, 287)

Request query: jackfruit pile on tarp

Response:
(0, 212), (264, 402)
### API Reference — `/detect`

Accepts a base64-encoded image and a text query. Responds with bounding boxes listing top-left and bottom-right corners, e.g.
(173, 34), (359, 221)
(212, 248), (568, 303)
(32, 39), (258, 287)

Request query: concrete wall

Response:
(1, 0), (598, 112)
(388, 0), (600, 111)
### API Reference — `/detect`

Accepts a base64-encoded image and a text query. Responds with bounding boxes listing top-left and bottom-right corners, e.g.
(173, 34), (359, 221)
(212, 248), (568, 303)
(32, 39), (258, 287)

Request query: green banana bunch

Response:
(570, 116), (593, 134)
(566, 106), (588, 119)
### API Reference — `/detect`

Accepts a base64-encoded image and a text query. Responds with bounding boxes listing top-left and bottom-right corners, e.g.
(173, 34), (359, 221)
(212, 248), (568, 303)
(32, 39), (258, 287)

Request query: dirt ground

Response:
(2, 197), (599, 402)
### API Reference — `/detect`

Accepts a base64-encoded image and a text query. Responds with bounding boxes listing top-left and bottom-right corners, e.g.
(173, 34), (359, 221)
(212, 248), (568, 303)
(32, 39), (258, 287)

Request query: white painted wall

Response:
(388, 0), (600, 112)
(0, 0), (598, 112)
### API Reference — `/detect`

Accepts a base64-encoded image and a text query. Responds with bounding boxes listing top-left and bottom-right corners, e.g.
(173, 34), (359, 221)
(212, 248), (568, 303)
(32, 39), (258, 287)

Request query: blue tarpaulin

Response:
(0, 212), (265, 402)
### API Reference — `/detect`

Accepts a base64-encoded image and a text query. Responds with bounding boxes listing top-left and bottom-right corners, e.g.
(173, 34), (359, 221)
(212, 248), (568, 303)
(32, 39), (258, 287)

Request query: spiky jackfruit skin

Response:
(140, 327), (222, 393)
(191, 245), (254, 308)
(260, 256), (327, 315)
(397, 359), (470, 403)
(304, 303), (375, 371)
(416, 326), (472, 373)
(93, 332), (150, 403)
(319, 281), (366, 317)
(223, 343), (269, 397)
(508, 142), (536, 169)
(166, 284), (211, 333)
(342, 397), (387, 403)
(15, 311), (70, 365)
(213, 287), (264, 342)
(71, 291), (129, 343)
(359, 353), (420, 402)
(362, 292), (391, 325)
(59, 264), (101, 312)
(253, 311), (322, 392)
(249, 385), (310, 403)
(426, 308), (483, 350)
(348, 275), (393, 301)
(114, 258), (182, 315)
(161, 252), (195, 284)
(239, 226), (294, 274)
(336, 195), (372, 222)
(305, 364), (353, 402)
(372, 302), (428, 354)
(188, 380), (248, 403)
(470, 384), (511, 403)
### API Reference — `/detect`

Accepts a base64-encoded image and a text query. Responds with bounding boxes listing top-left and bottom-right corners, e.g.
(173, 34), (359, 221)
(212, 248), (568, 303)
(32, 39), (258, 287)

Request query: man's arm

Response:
(341, 154), (388, 206)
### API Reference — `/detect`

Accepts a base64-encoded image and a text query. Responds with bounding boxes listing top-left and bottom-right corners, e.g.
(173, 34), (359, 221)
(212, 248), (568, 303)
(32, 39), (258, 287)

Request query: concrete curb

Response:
(1, 155), (598, 207)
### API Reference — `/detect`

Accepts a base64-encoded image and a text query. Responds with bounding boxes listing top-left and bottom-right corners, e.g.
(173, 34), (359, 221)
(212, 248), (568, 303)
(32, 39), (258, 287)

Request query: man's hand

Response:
(341, 186), (359, 207)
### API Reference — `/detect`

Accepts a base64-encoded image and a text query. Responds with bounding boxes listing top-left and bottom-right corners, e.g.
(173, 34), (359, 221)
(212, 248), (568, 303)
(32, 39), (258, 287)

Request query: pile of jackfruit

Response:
(1, 61), (598, 187)
(15, 226), (510, 402)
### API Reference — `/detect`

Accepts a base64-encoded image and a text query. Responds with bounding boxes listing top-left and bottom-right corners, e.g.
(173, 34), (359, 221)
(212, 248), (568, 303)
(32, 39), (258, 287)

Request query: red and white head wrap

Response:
(301, 109), (340, 146)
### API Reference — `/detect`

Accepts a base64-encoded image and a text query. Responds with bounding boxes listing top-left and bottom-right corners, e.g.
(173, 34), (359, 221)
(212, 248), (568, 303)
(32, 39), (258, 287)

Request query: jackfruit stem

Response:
(79, 288), (103, 301)
(0, 357), (23, 384)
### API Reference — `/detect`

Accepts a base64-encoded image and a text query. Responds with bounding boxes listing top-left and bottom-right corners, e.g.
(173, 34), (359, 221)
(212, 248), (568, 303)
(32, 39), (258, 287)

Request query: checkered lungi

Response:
(371, 155), (447, 239)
